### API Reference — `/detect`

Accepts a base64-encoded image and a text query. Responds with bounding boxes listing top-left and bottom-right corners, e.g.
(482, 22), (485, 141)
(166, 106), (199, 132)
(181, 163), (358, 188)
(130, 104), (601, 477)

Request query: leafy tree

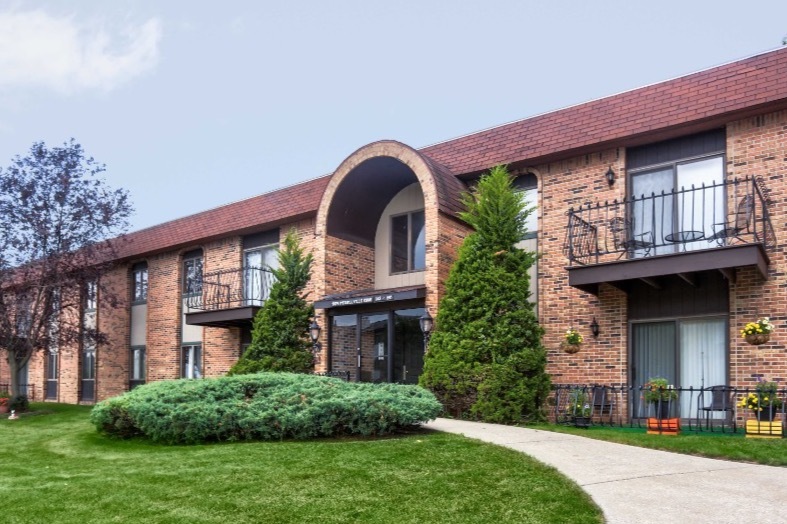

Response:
(0, 140), (133, 397)
(229, 229), (315, 374)
(419, 165), (550, 423)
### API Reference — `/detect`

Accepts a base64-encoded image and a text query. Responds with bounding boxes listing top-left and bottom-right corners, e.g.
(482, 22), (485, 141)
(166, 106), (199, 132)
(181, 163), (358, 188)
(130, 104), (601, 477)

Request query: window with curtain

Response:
(632, 317), (726, 418)
(244, 244), (278, 305)
(631, 156), (724, 255)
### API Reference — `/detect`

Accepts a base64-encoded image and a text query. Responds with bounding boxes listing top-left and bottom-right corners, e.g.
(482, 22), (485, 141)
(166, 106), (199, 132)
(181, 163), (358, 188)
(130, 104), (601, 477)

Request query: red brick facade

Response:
(4, 47), (787, 405)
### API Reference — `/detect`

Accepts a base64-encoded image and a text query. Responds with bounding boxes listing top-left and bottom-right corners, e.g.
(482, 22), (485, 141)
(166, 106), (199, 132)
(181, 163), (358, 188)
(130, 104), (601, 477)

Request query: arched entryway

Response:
(312, 141), (466, 382)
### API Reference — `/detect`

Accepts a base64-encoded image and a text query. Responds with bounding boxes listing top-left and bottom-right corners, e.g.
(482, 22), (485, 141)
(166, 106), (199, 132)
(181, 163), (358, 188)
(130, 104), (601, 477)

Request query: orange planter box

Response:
(646, 418), (681, 435)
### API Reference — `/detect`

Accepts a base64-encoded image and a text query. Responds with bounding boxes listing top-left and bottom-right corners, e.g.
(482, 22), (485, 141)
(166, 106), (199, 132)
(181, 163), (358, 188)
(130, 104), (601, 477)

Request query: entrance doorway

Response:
(329, 307), (426, 384)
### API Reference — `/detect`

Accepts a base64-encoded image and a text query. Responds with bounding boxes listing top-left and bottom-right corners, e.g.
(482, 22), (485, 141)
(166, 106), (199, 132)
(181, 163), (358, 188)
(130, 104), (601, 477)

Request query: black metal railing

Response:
(553, 384), (787, 435)
(565, 176), (776, 265)
(187, 267), (276, 311)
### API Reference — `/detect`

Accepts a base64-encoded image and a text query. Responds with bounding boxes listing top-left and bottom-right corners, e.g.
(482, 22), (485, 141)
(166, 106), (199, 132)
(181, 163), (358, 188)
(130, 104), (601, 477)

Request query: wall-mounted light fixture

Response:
(309, 319), (322, 359)
(605, 166), (616, 187)
(590, 317), (600, 338)
(419, 311), (434, 352)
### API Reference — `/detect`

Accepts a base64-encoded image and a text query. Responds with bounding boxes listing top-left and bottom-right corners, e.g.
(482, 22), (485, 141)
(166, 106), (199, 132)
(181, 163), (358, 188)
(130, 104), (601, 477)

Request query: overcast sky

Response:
(1, 1), (786, 231)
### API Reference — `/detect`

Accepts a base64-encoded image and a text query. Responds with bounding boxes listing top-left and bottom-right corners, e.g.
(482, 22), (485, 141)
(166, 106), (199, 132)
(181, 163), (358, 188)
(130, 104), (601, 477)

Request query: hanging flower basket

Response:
(745, 333), (770, 346)
(741, 318), (774, 346)
(562, 327), (583, 354)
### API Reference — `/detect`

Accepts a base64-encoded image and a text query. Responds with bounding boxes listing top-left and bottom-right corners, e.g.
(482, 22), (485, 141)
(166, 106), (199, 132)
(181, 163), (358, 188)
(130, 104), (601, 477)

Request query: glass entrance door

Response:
(329, 306), (426, 384)
(393, 308), (425, 384)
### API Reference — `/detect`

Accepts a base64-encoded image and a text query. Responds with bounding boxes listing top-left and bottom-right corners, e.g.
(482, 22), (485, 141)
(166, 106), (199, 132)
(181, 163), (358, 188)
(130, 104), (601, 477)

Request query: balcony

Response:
(564, 176), (775, 295)
(185, 267), (275, 328)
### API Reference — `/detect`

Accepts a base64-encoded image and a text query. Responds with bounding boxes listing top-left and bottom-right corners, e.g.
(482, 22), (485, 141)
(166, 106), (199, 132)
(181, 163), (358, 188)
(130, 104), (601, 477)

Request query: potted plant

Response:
(738, 380), (783, 421)
(741, 317), (774, 345)
(561, 328), (583, 354)
(565, 388), (592, 428)
(642, 378), (678, 419)
(0, 391), (9, 414)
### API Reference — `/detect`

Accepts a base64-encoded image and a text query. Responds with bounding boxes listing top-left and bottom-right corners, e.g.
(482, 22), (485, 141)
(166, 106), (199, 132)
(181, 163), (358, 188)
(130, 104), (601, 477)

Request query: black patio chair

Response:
(699, 385), (736, 431)
(609, 217), (654, 258)
(707, 194), (754, 246)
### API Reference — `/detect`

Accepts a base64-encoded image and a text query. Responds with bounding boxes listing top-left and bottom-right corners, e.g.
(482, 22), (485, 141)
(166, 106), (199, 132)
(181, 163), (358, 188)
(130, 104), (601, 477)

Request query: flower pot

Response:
(745, 333), (770, 345)
(652, 401), (671, 419)
(756, 407), (777, 422)
(561, 341), (581, 354)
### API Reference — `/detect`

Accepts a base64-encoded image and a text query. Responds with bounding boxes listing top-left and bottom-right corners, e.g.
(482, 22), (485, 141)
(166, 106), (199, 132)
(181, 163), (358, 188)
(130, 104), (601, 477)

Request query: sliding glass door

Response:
(632, 317), (726, 418)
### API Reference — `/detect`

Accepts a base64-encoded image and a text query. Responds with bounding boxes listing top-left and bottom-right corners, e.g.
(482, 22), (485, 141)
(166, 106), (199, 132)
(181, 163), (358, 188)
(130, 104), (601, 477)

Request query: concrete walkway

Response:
(427, 418), (787, 524)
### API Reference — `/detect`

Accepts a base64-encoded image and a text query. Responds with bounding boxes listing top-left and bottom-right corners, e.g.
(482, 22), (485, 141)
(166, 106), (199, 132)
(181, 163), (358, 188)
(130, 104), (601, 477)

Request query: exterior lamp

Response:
(590, 317), (600, 338)
(605, 166), (616, 187)
(309, 319), (322, 355)
(419, 311), (434, 351)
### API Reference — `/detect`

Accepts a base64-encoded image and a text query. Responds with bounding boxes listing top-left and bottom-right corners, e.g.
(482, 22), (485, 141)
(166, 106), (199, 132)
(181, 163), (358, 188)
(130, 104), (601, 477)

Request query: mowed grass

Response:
(539, 424), (787, 466)
(1, 404), (602, 524)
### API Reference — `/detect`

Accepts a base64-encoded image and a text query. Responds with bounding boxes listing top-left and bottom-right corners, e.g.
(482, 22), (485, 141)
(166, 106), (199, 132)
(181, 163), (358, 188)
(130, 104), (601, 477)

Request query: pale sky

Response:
(1, 0), (786, 231)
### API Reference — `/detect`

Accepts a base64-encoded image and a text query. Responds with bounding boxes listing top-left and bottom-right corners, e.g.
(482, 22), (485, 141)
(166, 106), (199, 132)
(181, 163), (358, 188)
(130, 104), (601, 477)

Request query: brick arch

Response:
(313, 140), (466, 321)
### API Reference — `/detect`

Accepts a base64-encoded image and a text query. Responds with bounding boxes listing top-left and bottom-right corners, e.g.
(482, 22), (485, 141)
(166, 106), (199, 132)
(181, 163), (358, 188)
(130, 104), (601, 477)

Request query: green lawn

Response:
(0, 405), (601, 524)
(538, 423), (787, 466)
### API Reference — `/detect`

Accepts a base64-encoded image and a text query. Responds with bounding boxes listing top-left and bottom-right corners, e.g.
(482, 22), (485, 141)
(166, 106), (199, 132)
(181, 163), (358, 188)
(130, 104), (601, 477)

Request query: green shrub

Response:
(91, 373), (442, 444)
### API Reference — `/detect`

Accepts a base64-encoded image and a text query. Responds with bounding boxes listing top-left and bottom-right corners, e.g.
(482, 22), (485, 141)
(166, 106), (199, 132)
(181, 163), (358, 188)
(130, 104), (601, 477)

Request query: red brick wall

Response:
(537, 148), (629, 385)
(96, 265), (131, 400)
(146, 250), (183, 383)
(727, 110), (787, 388)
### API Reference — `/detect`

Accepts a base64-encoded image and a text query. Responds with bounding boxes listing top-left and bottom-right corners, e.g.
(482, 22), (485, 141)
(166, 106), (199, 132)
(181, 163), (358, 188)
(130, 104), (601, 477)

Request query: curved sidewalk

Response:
(427, 418), (787, 524)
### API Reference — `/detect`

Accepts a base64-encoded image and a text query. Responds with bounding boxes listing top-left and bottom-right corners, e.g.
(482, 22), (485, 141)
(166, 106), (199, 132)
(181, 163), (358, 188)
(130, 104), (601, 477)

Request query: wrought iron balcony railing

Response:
(565, 176), (776, 265)
(186, 267), (276, 311)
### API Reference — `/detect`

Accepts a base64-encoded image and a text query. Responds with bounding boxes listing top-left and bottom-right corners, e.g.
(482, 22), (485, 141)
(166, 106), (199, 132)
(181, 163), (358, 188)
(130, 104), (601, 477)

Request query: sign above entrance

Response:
(314, 286), (426, 310)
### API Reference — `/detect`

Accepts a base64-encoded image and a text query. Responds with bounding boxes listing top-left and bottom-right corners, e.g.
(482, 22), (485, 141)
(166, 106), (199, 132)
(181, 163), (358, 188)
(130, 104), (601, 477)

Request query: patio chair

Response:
(590, 386), (614, 421)
(699, 385), (736, 431)
(706, 194), (754, 246)
(609, 217), (654, 258)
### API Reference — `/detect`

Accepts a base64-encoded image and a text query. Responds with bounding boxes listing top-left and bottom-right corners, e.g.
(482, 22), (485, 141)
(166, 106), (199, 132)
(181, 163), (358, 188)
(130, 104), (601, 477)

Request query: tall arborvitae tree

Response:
(419, 165), (550, 423)
(228, 229), (315, 375)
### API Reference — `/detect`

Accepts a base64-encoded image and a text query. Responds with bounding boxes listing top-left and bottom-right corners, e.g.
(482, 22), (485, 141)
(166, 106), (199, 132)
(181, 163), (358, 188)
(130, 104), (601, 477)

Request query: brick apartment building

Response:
(3, 47), (787, 414)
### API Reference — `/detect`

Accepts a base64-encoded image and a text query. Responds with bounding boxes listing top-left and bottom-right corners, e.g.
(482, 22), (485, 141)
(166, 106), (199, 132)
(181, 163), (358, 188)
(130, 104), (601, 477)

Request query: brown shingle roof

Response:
(117, 176), (330, 260)
(421, 47), (787, 174)
(118, 47), (787, 259)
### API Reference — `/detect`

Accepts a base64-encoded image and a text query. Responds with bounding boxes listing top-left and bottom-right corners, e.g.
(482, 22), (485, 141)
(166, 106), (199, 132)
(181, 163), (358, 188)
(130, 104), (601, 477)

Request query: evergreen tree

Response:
(228, 229), (315, 374)
(419, 165), (550, 423)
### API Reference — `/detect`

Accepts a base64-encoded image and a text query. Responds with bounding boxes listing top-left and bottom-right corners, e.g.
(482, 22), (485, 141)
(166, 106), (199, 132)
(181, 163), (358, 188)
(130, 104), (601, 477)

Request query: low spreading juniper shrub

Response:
(91, 373), (442, 444)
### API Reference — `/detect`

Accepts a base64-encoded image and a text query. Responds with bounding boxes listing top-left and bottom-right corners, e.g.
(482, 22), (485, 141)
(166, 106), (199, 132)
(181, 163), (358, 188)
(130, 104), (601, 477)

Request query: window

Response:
(183, 251), (203, 295)
(514, 174), (538, 312)
(130, 346), (146, 383)
(390, 210), (425, 273)
(244, 244), (278, 305)
(85, 280), (97, 311)
(630, 156), (724, 255)
(45, 351), (58, 400)
(132, 263), (148, 303)
(82, 348), (96, 380)
(181, 344), (202, 379)
(627, 130), (726, 256)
